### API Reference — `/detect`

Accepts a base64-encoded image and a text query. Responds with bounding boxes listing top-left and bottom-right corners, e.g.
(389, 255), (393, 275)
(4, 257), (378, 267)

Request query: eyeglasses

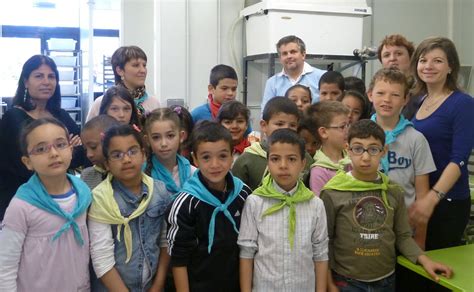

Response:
(108, 147), (141, 161)
(327, 123), (350, 131)
(349, 145), (384, 156)
(28, 139), (70, 155)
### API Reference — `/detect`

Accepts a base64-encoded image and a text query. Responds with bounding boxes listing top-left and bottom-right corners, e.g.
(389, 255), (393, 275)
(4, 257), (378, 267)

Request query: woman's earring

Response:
(23, 88), (28, 101)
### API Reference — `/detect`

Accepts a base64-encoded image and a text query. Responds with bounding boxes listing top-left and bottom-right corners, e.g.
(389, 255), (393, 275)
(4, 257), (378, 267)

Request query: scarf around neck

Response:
(120, 83), (148, 116)
(234, 138), (251, 154)
(323, 170), (393, 210)
(311, 148), (351, 171)
(15, 173), (92, 245)
(88, 173), (154, 263)
(181, 170), (244, 253)
(150, 155), (191, 195)
(208, 94), (221, 119)
(370, 114), (413, 173)
(244, 141), (267, 158)
(253, 175), (314, 249)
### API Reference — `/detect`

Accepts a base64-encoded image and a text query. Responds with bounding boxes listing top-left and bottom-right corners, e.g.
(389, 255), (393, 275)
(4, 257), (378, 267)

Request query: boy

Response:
(308, 101), (351, 196)
(297, 115), (319, 158)
(368, 68), (435, 248)
(321, 120), (452, 291)
(238, 129), (328, 292)
(319, 71), (345, 101)
(80, 115), (120, 189)
(191, 64), (238, 123)
(166, 121), (251, 292)
(232, 96), (313, 191)
(216, 100), (251, 162)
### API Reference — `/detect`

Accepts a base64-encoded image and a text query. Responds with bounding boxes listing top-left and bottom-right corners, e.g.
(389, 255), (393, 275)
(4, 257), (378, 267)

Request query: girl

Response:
(339, 90), (369, 124)
(169, 104), (194, 162)
(216, 101), (251, 162)
(88, 124), (170, 291)
(99, 85), (141, 127)
(0, 117), (92, 291)
(285, 84), (312, 113)
(144, 108), (196, 195)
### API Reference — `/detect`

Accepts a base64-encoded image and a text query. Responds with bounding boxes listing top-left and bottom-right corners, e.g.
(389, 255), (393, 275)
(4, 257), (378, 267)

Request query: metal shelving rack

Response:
(103, 55), (115, 93)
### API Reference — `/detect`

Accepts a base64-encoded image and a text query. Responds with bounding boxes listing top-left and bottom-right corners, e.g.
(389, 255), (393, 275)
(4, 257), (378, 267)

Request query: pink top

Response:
(0, 197), (90, 292)
(310, 166), (338, 196)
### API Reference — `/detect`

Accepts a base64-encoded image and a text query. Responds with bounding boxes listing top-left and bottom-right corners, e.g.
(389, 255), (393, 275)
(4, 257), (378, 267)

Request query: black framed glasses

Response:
(349, 145), (384, 156)
(108, 147), (141, 161)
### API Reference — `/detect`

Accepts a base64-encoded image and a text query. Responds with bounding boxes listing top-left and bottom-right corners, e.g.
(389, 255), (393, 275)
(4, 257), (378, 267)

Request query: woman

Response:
(409, 37), (474, 250)
(377, 34), (419, 119)
(86, 45), (160, 121)
(0, 55), (82, 220)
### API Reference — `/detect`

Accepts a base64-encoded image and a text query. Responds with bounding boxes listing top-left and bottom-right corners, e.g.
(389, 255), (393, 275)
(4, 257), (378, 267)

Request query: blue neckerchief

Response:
(134, 91), (148, 114)
(371, 113), (413, 173)
(15, 173), (92, 245)
(181, 170), (243, 253)
(150, 155), (191, 196)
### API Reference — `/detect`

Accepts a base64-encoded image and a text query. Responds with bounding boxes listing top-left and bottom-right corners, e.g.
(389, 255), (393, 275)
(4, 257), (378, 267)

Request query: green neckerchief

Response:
(253, 174), (314, 248)
(322, 170), (393, 210)
(311, 148), (351, 170)
(244, 141), (267, 158)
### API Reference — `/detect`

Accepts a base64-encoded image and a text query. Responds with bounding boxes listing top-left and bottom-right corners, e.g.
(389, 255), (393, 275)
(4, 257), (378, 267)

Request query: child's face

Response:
(21, 124), (72, 179)
(342, 95), (364, 124)
(192, 140), (233, 191)
(268, 142), (306, 191)
(287, 87), (311, 112)
(81, 127), (105, 167)
(347, 136), (386, 181)
(107, 96), (133, 124)
(105, 135), (145, 185)
(319, 83), (343, 101)
(260, 113), (298, 138)
(147, 120), (183, 163)
(368, 79), (407, 119)
(319, 114), (350, 151)
(209, 78), (238, 105)
(220, 114), (248, 144)
(298, 128), (319, 157)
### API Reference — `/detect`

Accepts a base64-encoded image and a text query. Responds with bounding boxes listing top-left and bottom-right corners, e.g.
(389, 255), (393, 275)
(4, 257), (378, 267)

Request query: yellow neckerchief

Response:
(88, 173), (154, 263)
(244, 141), (267, 158)
(311, 148), (351, 170)
(93, 165), (107, 174)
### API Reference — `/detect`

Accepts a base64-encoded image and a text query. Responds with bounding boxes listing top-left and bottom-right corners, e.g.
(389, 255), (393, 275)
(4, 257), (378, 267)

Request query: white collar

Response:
(272, 179), (298, 196)
(277, 62), (314, 78)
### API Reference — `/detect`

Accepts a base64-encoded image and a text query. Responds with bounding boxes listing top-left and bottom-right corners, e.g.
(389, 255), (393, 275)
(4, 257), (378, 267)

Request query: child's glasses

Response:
(108, 147), (141, 161)
(327, 123), (350, 131)
(28, 139), (70, 155)
(349, 145), (384, 156)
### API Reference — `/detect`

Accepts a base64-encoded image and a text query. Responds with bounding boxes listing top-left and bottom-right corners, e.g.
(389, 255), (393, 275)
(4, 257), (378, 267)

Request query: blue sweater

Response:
(412, 91), (474, 200)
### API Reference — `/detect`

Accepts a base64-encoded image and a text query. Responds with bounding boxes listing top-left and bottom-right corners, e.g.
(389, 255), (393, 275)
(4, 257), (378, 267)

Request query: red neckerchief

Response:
(208, 94), (221, 119)
(233, 138), (251, 154)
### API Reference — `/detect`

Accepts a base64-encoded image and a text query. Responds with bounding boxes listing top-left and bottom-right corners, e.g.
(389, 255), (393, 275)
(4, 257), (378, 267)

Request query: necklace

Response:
(422, 91), (451, 111)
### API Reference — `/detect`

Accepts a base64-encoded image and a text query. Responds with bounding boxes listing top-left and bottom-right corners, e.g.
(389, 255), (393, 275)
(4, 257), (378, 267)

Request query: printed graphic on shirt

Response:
(353, 196), (387, 231)
(387, 151), (412, 171)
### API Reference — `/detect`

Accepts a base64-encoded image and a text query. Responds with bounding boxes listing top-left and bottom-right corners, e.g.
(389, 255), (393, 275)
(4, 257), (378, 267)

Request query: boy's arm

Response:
(417, 254), (453, 282)
(312, 198), (329, 292)
(320, 192), (338, 292)
(173, 266), (190, 292)
(314, 261), (328, 292)
(149, 247), (170, 292)
(240, 258), (254, 292)
(412, 174), (430, 249)
(100, 268), (129, 292)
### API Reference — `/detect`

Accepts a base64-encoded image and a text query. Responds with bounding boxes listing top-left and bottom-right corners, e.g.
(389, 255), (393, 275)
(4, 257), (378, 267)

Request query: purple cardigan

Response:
(412, 91), (474, 200)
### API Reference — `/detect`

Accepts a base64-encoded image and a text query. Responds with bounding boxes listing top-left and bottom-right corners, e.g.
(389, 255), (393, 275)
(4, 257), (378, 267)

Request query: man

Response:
(261, 35), (326, 111)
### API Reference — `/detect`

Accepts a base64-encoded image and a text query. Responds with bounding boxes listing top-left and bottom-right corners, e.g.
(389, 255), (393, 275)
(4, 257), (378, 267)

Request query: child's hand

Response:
(69, 134), (82, 147)
(147, 285), (163, 292)
(418, 254), (453, 282)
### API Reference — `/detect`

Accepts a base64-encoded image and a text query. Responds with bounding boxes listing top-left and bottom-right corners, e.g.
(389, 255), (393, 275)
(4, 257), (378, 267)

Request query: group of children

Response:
(0, 62), (454, 292)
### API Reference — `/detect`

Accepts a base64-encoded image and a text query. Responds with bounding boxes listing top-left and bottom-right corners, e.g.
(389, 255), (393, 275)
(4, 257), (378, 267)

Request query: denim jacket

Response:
(95, 179), (170, 292)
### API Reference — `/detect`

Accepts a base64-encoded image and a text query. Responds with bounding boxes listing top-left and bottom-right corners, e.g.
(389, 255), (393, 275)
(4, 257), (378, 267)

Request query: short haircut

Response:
(191, 120), (233, 154)
(209, 64), (238, 87)
(348, 119), (385, 146)
(262, 96), (300, 122)
(20, 117), (69, 156)
(377, 34), (415, 63)
(82, 114), (120, 133)
(285, 84), (312, 101)
(339, 90), (370, 120)
(411, 37), (461, 96)
(368, 68), (410, 97)
(267, 128), (305, 160)
(102, 124), (144, 159)
(276, 35), (306, 54)
(111, 46), (147, 84)
(306, 100), (349, 139)
(344, 76), (366, 96)
(216, 100), (250, 124)
(99, 85), (141, 126)
(319, 71), (345, 91)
